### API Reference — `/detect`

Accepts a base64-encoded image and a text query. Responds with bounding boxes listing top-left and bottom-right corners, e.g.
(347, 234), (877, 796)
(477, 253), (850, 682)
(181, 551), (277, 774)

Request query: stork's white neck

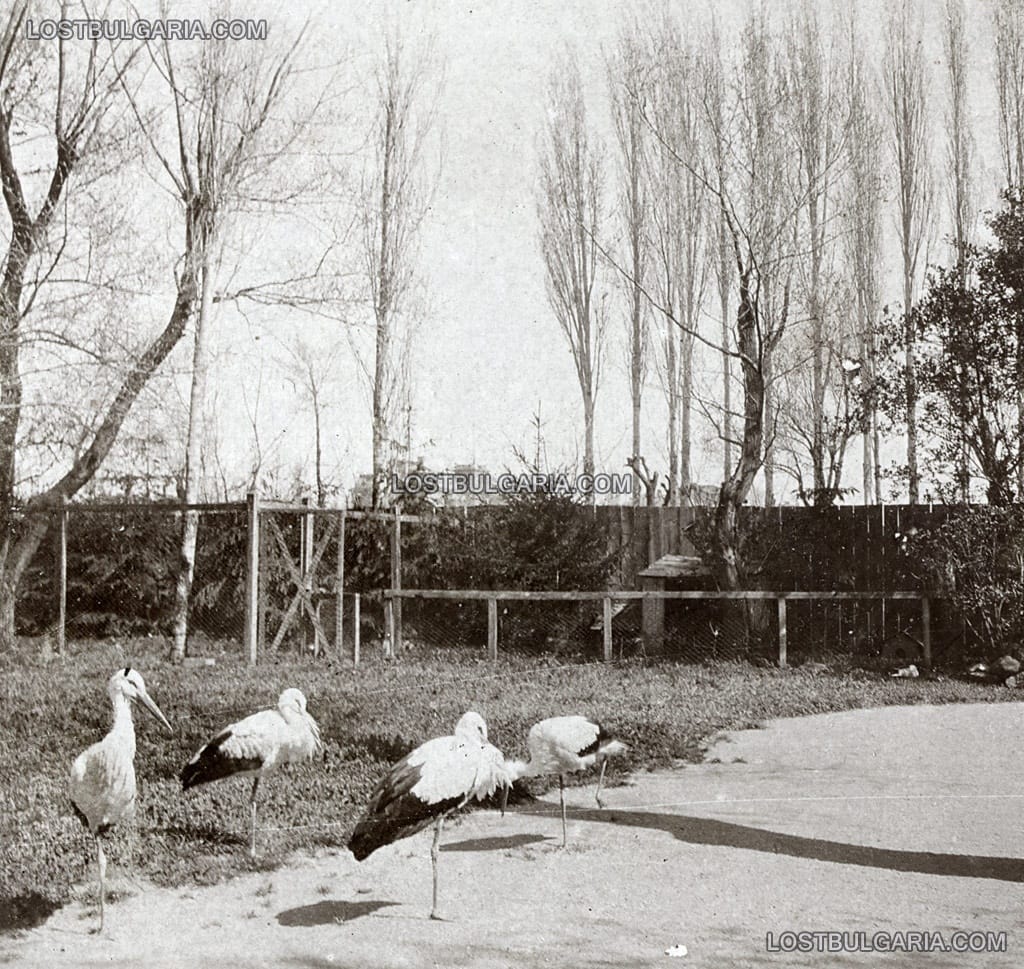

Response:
(109, 691), (135, 732)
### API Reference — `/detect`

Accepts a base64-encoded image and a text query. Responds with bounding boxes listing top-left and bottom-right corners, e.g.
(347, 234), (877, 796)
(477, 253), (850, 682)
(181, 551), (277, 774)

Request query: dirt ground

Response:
(3, 702), (1022, 968)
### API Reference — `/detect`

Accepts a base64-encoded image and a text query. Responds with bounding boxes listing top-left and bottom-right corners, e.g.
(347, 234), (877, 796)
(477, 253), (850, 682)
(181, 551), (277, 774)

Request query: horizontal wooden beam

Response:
(257, 501), (427, 522)
(48, 500), (247, 514)
(383, 589), (931, 601)
(11, 499), (430, 520)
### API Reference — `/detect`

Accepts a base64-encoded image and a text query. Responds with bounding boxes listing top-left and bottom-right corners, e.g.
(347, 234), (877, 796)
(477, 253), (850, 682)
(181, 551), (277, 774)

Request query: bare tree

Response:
(126, 28), (306, 662)
(281, 338), (342, 507)
(647, 16), (708, 505)
(703, 23), (735, 487)
(884, 1), (933, 504)
(608, 27), (649, 507)
(538, 54), (607, 494)
(361, 32), (439, 509)
(782, 5), (852, 505)
(943, 0), (973, 498)
(994, 0), (1024, 499)
(845, 23), (884, 504)
(705, 14), (798, 584)
(624, 14), (799, 585)
(996, 0), (1024, 191)
(0, 3), (208, 646)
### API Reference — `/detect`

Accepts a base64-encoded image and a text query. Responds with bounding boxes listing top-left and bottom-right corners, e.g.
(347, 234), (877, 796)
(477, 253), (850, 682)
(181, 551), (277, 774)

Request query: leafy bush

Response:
(419, 491), (615, 650)
(911, 505), (1024, 654)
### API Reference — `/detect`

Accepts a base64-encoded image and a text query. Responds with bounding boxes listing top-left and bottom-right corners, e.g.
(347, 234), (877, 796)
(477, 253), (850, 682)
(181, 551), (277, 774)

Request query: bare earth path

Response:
(3, 702), (1022, 968)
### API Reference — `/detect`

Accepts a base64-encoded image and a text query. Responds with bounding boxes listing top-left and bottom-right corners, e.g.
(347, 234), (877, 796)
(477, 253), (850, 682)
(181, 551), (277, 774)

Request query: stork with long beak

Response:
(348, 711), (514, 920)
(69, 667), (172, 933)
(180, 688), (322, 858)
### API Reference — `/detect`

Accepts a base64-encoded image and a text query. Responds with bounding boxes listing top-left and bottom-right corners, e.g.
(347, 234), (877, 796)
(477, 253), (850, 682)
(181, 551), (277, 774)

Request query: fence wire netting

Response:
(18, 505), (247, 645)
(11, 500), (960, 667)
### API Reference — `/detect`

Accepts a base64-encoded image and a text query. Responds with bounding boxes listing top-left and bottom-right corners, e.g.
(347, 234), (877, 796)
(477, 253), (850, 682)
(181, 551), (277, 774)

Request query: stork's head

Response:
(108, 667), (172, 732)
(455, 711), (488, 744)
(278, 688), (308, 714)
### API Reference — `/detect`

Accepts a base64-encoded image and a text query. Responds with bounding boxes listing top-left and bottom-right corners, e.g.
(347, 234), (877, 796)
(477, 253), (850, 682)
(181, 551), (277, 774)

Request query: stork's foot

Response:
(429, 910), (447, 922)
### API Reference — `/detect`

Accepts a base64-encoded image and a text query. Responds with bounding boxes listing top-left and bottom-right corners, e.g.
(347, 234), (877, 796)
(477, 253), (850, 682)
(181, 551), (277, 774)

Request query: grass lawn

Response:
(0, 638), (1013, 932)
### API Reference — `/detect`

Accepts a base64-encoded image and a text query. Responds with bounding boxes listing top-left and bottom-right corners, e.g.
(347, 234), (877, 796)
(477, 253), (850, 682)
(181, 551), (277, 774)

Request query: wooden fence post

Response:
(602, 596), (613, 661)
(335, 512), (346, 661)
(391, 507), (403, 652)
(244, 491), (260, 665)
(56, 495), (67, 655)
(487, 597), (498, 660)
(353, 592), (361, 667)
(777, 595), (787, 669)
(301, 496), (314, 655)
(384, 595), (394, 658)
(921, 595), (931, 667)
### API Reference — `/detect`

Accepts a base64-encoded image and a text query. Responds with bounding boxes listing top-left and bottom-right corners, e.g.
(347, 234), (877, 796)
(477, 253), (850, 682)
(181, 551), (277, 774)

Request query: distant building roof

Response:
(638, 554), (711, 579)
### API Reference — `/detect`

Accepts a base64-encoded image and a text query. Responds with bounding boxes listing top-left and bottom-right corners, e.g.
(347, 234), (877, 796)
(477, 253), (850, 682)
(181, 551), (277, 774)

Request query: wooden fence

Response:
(597, 503), (956, 590)
(27, 496), (963, 665)
(383, 588), (933, 669)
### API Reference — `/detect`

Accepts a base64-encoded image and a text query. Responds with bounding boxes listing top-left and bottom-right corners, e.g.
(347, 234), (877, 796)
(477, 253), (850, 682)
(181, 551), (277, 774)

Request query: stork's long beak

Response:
(139, 691), (172, 732)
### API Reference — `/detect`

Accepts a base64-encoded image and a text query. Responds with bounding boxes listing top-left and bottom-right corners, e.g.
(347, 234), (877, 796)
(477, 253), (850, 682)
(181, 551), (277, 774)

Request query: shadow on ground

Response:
(276, 899), (397, 927)
(0, 892), (61, 933)
(516, 805), (1024, 882)
(441, 833), (551, 852)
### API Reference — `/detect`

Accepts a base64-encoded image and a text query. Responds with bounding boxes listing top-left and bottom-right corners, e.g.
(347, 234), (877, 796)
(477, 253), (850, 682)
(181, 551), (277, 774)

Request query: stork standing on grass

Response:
(180, 688), (322, 858)
(69, 668), (172, 933)
(508, 715), (628, 846)
(347, 711), (514, 921)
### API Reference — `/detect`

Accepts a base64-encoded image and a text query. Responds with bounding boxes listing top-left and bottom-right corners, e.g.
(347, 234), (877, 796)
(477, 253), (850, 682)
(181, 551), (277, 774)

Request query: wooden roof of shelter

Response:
(637, 554), (711, 579)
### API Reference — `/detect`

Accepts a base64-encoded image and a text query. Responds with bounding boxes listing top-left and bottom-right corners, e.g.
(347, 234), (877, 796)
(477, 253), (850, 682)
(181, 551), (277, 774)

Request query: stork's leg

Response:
(429, 814), (445, 921)
(126, 808), (142, 889)
(95, 836), (107, 934)
(249, 777), (261, 859)
(559, 774), (567, 848)
(595, 758), (608, 809)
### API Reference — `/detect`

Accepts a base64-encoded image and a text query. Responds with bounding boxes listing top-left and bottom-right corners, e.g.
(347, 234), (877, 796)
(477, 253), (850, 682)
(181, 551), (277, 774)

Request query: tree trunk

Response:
(0, 264), (198, 648)
(1017, 313), (1024, 500)
(631, 382), (643, 506)
(720, 279), (732, 485)
(314, 388), (325, 507)
(171, 246), (215, 662)
(680, 327), (693, 504)
(665, 322), (679, 505)
(862, 420), (874, 504)
(712, 269), (764, 590)
(583, 391), (595, 503)
(763, 351), (775, 507)
(905, 308), (920, 503)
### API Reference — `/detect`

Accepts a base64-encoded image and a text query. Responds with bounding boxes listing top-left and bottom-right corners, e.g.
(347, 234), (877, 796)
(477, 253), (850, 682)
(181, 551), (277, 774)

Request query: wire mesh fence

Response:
(382, 591), (943, 668)
(17, 504), (247, 646)
(9, 498), (952, 670)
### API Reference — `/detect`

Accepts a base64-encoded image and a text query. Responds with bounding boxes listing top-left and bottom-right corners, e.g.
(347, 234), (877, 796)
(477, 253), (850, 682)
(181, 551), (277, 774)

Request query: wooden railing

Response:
(382, 588), (933, 668)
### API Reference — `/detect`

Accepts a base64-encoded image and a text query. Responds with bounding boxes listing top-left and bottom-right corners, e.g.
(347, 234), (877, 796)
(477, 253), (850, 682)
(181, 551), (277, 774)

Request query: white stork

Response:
(180, 687), (322, 858)
(69, 667), (172, 933)
(347, 711), (513, 920)
(508, 715), (628, 846)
